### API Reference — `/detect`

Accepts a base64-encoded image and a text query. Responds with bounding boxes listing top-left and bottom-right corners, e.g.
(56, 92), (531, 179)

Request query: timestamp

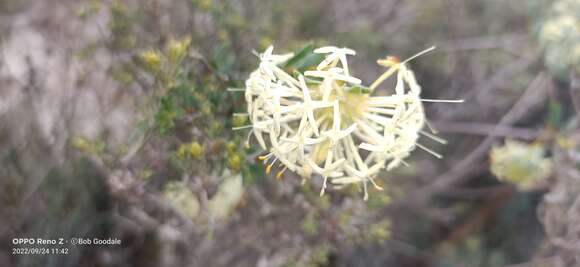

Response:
(12, 247), (69, 255)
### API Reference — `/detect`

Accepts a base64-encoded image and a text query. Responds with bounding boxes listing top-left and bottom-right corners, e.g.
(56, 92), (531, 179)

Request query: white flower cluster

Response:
(238, 45), (458, 200)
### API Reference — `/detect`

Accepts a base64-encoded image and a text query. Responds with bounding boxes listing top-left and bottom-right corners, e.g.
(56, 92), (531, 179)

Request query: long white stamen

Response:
(416, 143), (443, 158)
(402, 46), (436, 64)
(421, 98), (464, 103)
(419, 130), (447, 144)
(232, 125), (253, 130)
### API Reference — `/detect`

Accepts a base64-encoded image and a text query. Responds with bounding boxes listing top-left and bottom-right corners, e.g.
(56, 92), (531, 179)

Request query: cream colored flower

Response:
(238, 45), (461, 200)
(490, 139), (552, 190)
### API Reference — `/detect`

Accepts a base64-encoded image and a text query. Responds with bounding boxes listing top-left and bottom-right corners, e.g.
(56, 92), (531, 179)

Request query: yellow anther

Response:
(265, 164), (273, 174)
(276, 167), (287, 180)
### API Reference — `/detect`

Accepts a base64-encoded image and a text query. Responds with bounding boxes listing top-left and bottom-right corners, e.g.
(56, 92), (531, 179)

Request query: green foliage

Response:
(241, 163), (264, 185)
(136, 37), (196, 135)
(167, 37), (191, 65)
(177, 142), (204, 160)
(70, 136), (105, 155)
(304, 245), (330, 267)
(108, 0), (136, 50)
(365, 219), (391, 244)
(284, 44), (325, 72)
(154, 94), (185, 135)
(301, 212), (319, 235)
(547, 99), (563, 128)
(346, 84), (372, 95)
(211, 44), (236, 75)
(139, 50), (163, 75)
(366, 191), (391, 210)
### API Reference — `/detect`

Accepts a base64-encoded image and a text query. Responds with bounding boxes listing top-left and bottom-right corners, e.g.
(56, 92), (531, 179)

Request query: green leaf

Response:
(346, 85), (371, 94)
(284, 44), (324, 72)
(241, 163), (263, 185)
(547, 99), (562, 128)
(284, 44), (314, 67)
(211, 44), (235, 74)
(155, 95), (184, 134)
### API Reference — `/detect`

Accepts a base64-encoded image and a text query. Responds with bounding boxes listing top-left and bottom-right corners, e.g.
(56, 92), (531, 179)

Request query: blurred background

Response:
(0, 0), (579, 266)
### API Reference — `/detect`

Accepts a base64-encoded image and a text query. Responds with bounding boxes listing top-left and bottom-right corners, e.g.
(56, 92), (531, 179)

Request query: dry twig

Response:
(432, 121), (541, 140)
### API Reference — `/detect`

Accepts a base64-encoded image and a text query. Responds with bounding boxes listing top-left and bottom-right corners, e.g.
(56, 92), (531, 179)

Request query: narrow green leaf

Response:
(284, 44), (325, 72)
(346, 85), (371, 94)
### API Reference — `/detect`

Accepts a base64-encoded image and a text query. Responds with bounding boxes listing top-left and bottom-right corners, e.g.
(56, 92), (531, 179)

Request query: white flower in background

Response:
(236, 45), (462, 200)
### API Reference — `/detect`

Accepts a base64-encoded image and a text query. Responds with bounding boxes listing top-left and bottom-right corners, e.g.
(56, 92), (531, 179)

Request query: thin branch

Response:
(432, 121), (541, 140)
